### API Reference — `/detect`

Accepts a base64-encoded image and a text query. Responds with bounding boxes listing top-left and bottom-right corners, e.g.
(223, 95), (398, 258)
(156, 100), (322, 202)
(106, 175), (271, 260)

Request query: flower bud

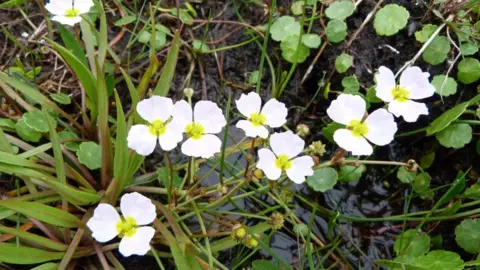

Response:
(184, 88), (194, 99)
(253, 169), (264, 179)
(407, 159), (418, 172)
(269, 212), (284, 230)
(245, 234), (260, 248)
(307, 141), (326, 156)
(217, 184), (228, 195)
(296, 124), (310, 138)
(231, 224), (247, 241)
(279, 188), (293, 203)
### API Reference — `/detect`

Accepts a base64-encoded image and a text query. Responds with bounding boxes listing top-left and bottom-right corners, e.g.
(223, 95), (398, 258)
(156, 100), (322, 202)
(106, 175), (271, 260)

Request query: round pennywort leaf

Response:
(422, 36), (450, 65)
(435, 123), (472, 149)
(431, 75), (457, 97)
(414, 251), (464, 270)
(301, 34), (321, 48)
(374, 4), (409, 36)
(455, 219), (480, 254)
(325, 1), (356, 20)
(280, 35), (310, 63)
(77, 142), (102, 170)
(326, 19), (347, 43)
(457, 57), (480, 84)
(307, 167), (338, 192)
(270, 16), (301, 42)
(23, 110), (51, 133)
(335, 53), (353, 73)
(393, 229), (430, 257)
(15, 119), (41, 143)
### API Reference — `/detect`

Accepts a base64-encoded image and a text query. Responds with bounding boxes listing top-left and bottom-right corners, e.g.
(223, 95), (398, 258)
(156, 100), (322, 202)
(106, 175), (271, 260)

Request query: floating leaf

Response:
(301, 34), (321, 48)
(394, 229), (430, 257)
(414, 251), (464, 270)
(435, 123), (472, 149)
(23, 110), (50, 133)
(456, 219), (480, 253)
(457, 57), (480, 84)
(431, 75), (457, 96)
(306, 167), (338, 192)
(426, 101), (469, 135)
(335, 53), (353, 73)
(415, 24), (438, 43)
(77, 141), (102, 170)
(325, 19), (347, 43)
(280, 35), (310, 63)
(50, 93), (71, 105)
(270, 16), (301, 42)
(397, 166), (416, 184)
(374, 4), (409, 36)
(15, 119), (41, 142)
(422, 36), (450, 65)
(325, 1), (356, 20)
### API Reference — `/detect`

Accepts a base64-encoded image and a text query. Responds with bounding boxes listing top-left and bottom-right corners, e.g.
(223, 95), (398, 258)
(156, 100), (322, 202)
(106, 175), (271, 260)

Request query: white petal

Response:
(261, 99), (288, 128)
(269, 131), (304, 158)
(172, 100), (193, 131)
(120, 192), (156, 226)
(193, 101), (226, 134)
(136, 96), (173, 123)
(236, 120), (269, 138)
(257, 148), (282, 180)
(74, 0), (94, 14)
(388, 100), (428, 123)
(127, 125), (157, 156)
(399, 67), (435, 100)
(364, 109), (397, 146)
(158, 124), (183, 151)
(374, 66), (396, 102)
(118, 227), (155, 257)
(326, 94), (366, 125)
(333, 129), (373, 156)
(51, 15), (82, 26)
(286, 156), (314, 184)
(181, 134), (221, 158)
(45, 1), (71, 15)
(235, 92), (261, 117)
(86, 204), (120, 243)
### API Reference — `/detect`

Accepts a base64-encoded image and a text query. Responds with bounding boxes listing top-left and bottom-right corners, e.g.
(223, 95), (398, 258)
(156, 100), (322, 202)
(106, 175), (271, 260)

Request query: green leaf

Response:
(325, 19), (348, 43)
(426, 101), (469, 135)
(415, 24), (438, 43)
(280, 35), (310, 63)
(460, 42), (479, 56)
(435, 123), (472, 148)
(157, 167), (182, 189)
(374, 4), (409, 36)
(252, 260), (281, 270)
(77, 141), (102, 170)
(366, 87), (383, 103)
(59, 130), (80, 152)
(192, 40), (210, 53)
(0, 0), (27, 8)
(154, 31), (181, 97)
(414, 251), (464, 270)
(342, 75), (359, 94)
(422, 36), (450, 65)
(31, 263), (59, 270)
(115, 15), (137, 26)
(431, 75), (457, 96)
(394, 229), (430, 257)
(58, 24), (88, 67)
(335, 53), (353, 73)
(0, 118), (15, 129)
(438, 171), (466, 206)
(338, 164), (366, 182)
(413, 173), (431, 193)
(138, 31), (167, 49)
(306, 167), (338, 192)
(301, 34), (321, 48)
(270, 16), (301, 42)
(50, 93), (71, 105)
(290, 1), (305, 15)
(325, 0), (356, 20)
(322, 122), (344, 143)
(0, 225), (67, 251)
(464, 184), (480, 200)
(457, 57), (480, 84)
(0, 200), (81, 228)
(113, 91), (129, 196)
(248, 71), (260, 85)
(23, 109), (51, 133)
(477, 140), (480, 155)
(15, 119), (41, 142)
(168, 9), (194, 25)
(419, 152), (435, 169)
(0, 243), (64, 265)
(397, 166), (416, 184)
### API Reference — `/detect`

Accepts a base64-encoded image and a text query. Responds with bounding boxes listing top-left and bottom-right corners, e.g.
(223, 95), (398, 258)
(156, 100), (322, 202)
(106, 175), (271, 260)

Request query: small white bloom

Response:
(21, 32), (29, 38)
(127, 96), (183, 156)
(45, 0), (94, 26)
(375, 66), (436, 122)
(86, 192), (156, 257)
(235, 92), (287, 138)
(257, 131), (314, 184)
(172, 100), (227, 158)
(326, 94), (397, 156)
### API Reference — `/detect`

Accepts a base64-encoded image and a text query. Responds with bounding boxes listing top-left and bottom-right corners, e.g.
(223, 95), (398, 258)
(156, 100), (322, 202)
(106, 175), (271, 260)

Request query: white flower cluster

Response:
(46, 0), (93, 26)
(327, 66), (435, 156)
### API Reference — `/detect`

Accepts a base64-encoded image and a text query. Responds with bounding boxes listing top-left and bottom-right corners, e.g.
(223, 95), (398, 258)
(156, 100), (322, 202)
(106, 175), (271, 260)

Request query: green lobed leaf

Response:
(322, 122), (344, 143)
(435, 123), (472, 149)
(422, 36), (450, 65)
(397, 166), (416, 184)
(342, 75), (360, 94)
(335, 53), (353, 73)
(414, 251), (464, 270)
(58, 130), (80, 152)
(77, 141), (102, 170)
(374, 4), (409, 36)
(431, 75), (457, 96)
(415, 24), (438, 43)
(270, 16), (301, 42)
(23, 109), (52, 133)
(157, 166), (182, 189)
(306, 167), (338, 192)
(426, 101), (469, 135)
(0, 118), (15, 129)
(325, 19), (348, 43)
(366, 87), (383, 103)
(457, 57), (480, 84)
(460, 42), (479, 56)
(338, 163), (366, 182)
(419, 152), (435, 169)
(301, 34), (321, 48)
(192, 40), (210, 53)
(464, 184), (480, 200)
(290, 1), (305, 15)
(413, 173), (431, 193)
(394, 229), (430, 257)
(325, 1), (356, 20)
(280, 35), (310, 63)
(15, 119), (41, 142)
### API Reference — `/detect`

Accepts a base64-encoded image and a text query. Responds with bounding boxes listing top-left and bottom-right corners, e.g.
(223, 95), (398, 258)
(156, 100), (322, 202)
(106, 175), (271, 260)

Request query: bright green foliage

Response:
(280, 35), (310, 63)
(290, 1), (305, 15)
(252, 260), (281, 270)
(464, 184), (480, 200)
(15, 119), (41, 142)
(394, 229), (430, 257)
(342, 75), (359, 94)
(338, 163), (366, 182)
(426, 101), (469, 135)
(374, 4), (409, 36)
(414, 251), (464, 270)
(335, 53), (353, 73)
(168, 9), (194, 25)
(248, 71), (260, 85)
(293, 223), (308, 236)
(413, 173), (431, 193)
(456, 219), (480, 253)
(415, 24), (438, 43)
(306, 167), (338, 192)
(419, 152), (435, 169)
(431, 75), (457, 96)
(325, 19), (348, 43)
(157, 167), (182, 189)
(435, 123), (472, 148)
(457, 58), (480, 84)
(192, 40), (210, 53)
(325, 1), (356, 20)
(77, 141), (102, 170)
(138, 30), (166, 49)
(270, 16), (301, 42)
(115, 15), (136, 26)
(422, 36), (450, 65)
(58, 130), (80, 152)
(301, 34), (321, 48)
(397, 166), (416, 184)
(322, 122), (344, 143)
(366, 87), (382, 103)
(460, 42), (478, 56)
(0, 118), (15, 129)
(50, 93), (71, 105)
(23, 110), (51, 133)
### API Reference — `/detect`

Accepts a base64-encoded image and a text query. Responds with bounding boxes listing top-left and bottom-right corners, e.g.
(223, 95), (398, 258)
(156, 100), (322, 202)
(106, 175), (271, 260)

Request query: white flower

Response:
(127, 96), (183, 156)
(257, 131), (314, 184)
(21, 32), (29, 38)
(45, 0), (94, 26)
(375, 66), (436, 122)
(235, 92), (287, 138)
(326, 94), (397, 156)
(86, 192), (156, 257)
(172, 100), (227, 158)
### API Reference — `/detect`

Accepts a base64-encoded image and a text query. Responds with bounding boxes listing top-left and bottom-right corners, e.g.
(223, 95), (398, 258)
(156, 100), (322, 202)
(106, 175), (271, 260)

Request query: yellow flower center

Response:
(185, 122), (205, 140)
(275, 154), (292, 170)
(148, 119), (167, 137)
(348, 120), (369, 137)
(249, 113), (266, 127)
(65, 8), (80, 18)
(116, 217), (137, 238)
(391, 86), (410, 102)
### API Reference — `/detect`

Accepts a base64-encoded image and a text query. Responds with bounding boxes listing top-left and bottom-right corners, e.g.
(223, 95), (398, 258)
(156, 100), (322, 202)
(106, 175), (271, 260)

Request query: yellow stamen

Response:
(275, 154), (292, 170)
(148, 119), (167, 136)
(391, 86), (410, 102)
(248, 113), (266, 127)
(65, 8), (80, 18)
(348, 120), (369, 137)
(185, 122), (205, 140)
(116, 217), (137, 238)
